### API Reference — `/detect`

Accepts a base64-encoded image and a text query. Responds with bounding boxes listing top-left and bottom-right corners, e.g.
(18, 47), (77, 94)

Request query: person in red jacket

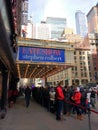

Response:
(55, 81), (64, 120)
(71, 87), (83, 120)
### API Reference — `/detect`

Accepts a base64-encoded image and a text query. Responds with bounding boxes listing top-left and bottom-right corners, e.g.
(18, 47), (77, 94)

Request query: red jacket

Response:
(72, 92), (81, 104)
(56, 86), (64, 100)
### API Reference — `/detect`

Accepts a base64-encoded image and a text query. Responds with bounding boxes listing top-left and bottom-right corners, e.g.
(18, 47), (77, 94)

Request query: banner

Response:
(18, 46), (65, 63)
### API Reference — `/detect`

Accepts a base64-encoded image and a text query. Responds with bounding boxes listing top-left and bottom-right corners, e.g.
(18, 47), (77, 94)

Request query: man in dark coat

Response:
(25, 86), (31, 107)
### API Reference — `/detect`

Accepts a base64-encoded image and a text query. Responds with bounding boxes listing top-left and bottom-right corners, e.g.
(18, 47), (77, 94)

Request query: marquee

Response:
(18, 46), (65, 63)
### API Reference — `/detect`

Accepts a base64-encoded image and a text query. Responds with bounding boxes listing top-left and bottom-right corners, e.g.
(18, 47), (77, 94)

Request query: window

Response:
(89, 72), (92, 77)
(80, 62), (82, 65)
(83, 56), (85, 60)
(24, 3), (28, 12)
(88, 56), (90, 60)
(74, 51), (76, 55)
(80, 56), (81, 60)
(84, 67), (86, 71)
(94, 67), (96, 70)
(89, 66), (91, 70)
(74, 56), (76, 60)
(72, 67), (74, 71)
(79, 52), (81, 55)
(83, 52), (85, 55)
(95, 72), (97, 75)
(81, 73), (83, 77)
(88, 61), (90, 64)
(75, 67), (77, 71)
(83, 62), (85, 65)
(84, 73), (87, 77)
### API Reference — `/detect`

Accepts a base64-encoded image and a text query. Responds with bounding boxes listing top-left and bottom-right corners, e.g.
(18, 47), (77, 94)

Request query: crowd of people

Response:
(32, 82), (98, 121)
(8, 82), (98, 121)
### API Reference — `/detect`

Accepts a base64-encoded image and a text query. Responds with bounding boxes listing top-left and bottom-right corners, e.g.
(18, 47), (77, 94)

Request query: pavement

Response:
(0, 96), (98, 130)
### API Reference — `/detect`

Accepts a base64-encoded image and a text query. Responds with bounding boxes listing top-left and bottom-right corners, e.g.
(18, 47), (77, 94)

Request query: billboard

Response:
(18, 46), (65, 63)
(21, 23), (33, 38)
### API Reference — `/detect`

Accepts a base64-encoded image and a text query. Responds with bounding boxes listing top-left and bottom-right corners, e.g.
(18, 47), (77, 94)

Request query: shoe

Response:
(77, 115), (83, 120)
(56, 117), (61, 121)
(76, 115), (80, 120)
(66, 112), (70, 116)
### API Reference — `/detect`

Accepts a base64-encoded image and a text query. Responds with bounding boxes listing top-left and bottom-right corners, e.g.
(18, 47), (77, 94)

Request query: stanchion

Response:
(64, 99), (98, 130)
(87, 108), (91, 130)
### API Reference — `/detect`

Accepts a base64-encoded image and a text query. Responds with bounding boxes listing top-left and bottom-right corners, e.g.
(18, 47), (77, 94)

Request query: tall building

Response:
(34, 21), (51, 40)
(46, 17), (67, 39)
(87, 3), (98, 33)
(11, 0), (22, 35)
(21, 0), (28, 25)
(21, 0), (29, 37)
(87, 3), (98, 82)
(75, 10), (87, 37)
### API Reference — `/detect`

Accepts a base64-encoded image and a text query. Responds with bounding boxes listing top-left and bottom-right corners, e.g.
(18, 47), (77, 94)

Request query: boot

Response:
(66, 112), (70, 116)
(79, 115), (83, 120)
(76, 115), (80, 119)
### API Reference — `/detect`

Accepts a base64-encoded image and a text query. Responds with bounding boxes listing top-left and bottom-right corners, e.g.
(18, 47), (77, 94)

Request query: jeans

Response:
(25, 96), (30, 107)
(74, 103), (82, 115)
(56, 100), (64, 120)
(91, 97), (96, 108)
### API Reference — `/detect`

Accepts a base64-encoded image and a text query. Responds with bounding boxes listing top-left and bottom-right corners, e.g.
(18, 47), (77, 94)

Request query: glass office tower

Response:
(75, 10), (87, 37)
(46, 17), (67, 39)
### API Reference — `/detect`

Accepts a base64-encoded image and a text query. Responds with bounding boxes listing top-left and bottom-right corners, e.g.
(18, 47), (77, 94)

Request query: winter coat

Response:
(71, 92), (81, 104)
(56, 86), (64, 100)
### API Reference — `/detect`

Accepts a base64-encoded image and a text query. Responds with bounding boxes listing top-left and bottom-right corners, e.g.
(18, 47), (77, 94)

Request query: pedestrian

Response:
(86, 88), (91, 109)
(71, 87), (83, 120)
(80, 87), (87, 114)
(49, 87), (56, 113)
(24, 86), (31, 108)
(63, 86), (71, 116)
(90, 87), (96, 109)
(55, 81), (64, 121)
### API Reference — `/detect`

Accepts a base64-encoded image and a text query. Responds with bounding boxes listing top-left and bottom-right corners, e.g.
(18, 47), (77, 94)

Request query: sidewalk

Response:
(0, 97), (98, 130)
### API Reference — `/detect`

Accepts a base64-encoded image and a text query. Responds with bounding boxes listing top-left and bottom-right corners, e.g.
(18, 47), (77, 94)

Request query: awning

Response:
(16, 61), (73, 78)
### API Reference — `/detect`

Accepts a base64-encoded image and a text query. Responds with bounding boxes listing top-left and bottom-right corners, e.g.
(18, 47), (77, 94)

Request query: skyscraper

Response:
(34, 21), (51, 40)
(46, 17), (67, 39)
(87, 3), (98, 82)
(21, 0), (28, 25)
(75, 10), (87, 37)
(87, 3), (98, 33)
(21, 0), (28, 37)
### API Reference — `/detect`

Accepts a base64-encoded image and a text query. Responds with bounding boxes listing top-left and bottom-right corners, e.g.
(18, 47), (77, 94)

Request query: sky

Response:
(28, 0), (98, 30)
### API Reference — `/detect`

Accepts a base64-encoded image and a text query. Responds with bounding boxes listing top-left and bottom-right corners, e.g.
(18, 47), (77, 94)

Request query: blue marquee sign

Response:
(18, 46), (65, 63)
